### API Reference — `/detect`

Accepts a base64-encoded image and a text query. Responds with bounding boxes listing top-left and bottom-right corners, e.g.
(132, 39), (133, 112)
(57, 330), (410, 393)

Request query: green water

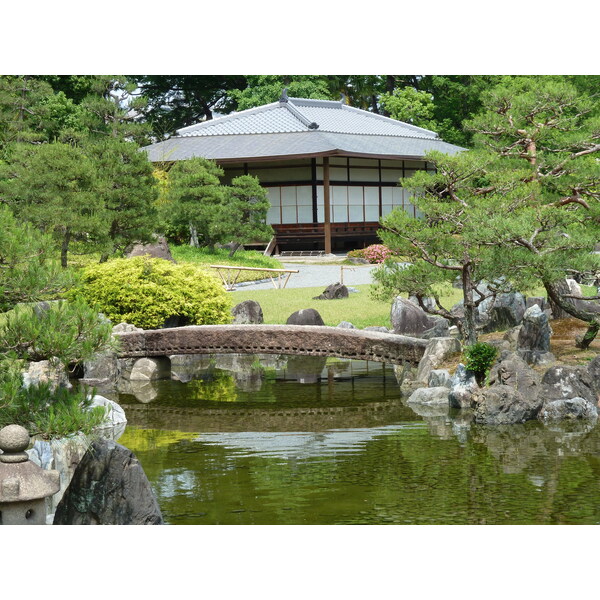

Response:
(111, 355), (600, 525)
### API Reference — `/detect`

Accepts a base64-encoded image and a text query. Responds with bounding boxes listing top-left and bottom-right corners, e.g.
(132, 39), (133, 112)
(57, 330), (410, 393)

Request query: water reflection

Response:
(111, 354), (600, 525)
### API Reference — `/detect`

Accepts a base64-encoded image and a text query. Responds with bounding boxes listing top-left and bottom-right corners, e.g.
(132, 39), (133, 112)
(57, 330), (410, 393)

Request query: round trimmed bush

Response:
(76, 257), (232, 329)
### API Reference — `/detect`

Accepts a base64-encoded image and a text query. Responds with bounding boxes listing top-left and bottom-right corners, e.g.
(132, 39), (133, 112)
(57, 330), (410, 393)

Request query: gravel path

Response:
(234, 263), (378, 291)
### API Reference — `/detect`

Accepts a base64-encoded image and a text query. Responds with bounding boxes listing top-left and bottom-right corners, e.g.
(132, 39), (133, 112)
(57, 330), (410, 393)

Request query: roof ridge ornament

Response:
(279, 88), (289, 103)
(340, 93), (347, 105)
(282, 93), (320, 131)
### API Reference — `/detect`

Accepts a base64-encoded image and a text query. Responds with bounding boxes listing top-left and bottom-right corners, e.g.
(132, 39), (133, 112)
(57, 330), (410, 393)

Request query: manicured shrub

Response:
(348, 244), (394, 264)
(464, 342), (498, 385)
(76, 256), (233, 329)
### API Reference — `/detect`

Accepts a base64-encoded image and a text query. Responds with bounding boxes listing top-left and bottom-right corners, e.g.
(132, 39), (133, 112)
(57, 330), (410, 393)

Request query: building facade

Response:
(143, 93), (462, 252)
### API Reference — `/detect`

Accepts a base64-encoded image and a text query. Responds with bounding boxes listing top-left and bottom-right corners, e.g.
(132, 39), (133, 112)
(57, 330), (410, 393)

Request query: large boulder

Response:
(286, 308), (325, 326)
(428, 369), (452, 389)
(448, 364), (479, 409)
(548, 279), (600, 319)
(538, 397), (598, 422)
(129, 357), (171, 381)
(337, 321), (356, 329)
(53, 439), (163, 525)
(390, 297), (438, 337)
(540, 365), (597, 410)
(472, 384), (542, 425)
(407, 386), (450, 406)
(126, 236), (175, 263)
(312, 283), (349, 300)
(231, 300), (264, 324)
(416, 337), (461, 384)
(517, 304), (554, 365)
(481, 292), (527, 332)
(585, 355), (600, 399)
(22, 359), (72, 392)
(488, 351), (542, 399)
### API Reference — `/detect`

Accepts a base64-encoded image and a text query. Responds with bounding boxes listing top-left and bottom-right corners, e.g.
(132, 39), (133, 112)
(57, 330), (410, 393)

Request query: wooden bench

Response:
(210, 265), (299, 291)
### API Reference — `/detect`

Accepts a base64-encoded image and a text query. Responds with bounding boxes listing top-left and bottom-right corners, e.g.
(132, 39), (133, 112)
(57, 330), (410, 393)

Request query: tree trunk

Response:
(462, 264), (478, 346)
(61, 228), (71, 269)
(228, 242), (241, 258)
(544, 279), (600, 348)
(189, 224), (199, 248)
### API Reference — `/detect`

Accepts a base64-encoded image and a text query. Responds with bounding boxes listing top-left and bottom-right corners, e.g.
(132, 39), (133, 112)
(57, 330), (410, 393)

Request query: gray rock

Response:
(488, 352), (542, 399)
(585, 355), (600, 399)
(112, 322), (143, 333)
(472, 385), (543, 425)
(538, 397), (598, 422)
(548, 279), (600, 319)
(448, 364), (479, 409)
(312, 282), (349, 300)
(88, 395), (127, 427)
(126, 236), (175, 263)
(481, 292), (527, 333)
(407, 386), (450, 406)
(422, 317), (450, 339)
(346, 257), (369, 265)
(517, 304), (553, 364)
(129, 357), (171, 381)
(337, 321), (357, 329)
(364, 326), (390, 333)
(503, 326), (522, 351)
(428, 369), (452, 389)
(53, 439), (164, 525)
(83, 351), (119, 385)
(22, 359), (72, 391)
(416, 337), (462, 384)
(286, 308), (325, 326)
(231, 300), (264, 324)
(390, 296), (438, 337)
(540, 365), (597, 406)
(169, 354), (213, 383)
(526, 297), (547, 312)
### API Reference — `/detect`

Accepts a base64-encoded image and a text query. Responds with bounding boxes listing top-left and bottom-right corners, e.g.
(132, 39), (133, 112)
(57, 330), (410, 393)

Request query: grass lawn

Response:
(231, 284), (464, 329)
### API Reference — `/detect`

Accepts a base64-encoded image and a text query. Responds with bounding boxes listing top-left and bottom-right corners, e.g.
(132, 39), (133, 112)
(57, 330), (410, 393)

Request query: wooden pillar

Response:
(323, 156), (332, 254)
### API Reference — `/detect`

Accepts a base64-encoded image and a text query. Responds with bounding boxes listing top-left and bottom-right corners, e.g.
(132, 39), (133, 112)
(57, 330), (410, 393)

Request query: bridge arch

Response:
(114, 324), (428, 366)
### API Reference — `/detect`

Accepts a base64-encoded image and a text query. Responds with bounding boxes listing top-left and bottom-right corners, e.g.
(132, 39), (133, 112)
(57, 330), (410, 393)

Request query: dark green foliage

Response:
(0, 205), (73, 312)
(0, 297), (115, 366)
(75, 256), (232, 329)
(0, 369), (106, 439)
(464, 343), (498, 385)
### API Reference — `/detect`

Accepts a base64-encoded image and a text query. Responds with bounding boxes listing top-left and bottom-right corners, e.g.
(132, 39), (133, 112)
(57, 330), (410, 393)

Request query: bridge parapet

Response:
(114, 325), (428, 366)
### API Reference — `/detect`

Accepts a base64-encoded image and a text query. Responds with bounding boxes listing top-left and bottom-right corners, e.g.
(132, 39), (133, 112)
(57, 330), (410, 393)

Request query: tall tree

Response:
(0, 142), (106, 268)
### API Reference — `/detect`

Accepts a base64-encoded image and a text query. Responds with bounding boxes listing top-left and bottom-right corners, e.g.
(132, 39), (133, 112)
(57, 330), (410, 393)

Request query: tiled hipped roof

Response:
(143, 93), (463, 162)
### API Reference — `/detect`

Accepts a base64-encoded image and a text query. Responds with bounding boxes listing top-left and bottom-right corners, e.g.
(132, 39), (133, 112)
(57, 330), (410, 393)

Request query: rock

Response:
(286, 308), (325, 326)
(448, 364), (479, 409)
(517, 304), (553, 364)
(526, 297), (547, 312)
(480, 292), (527, 333)
(390, 296), (438, 337)
(129, 357), (171, 381)
(346, 257), (369, 265)
(88, 395), (127, 427)
(472, 385), (542, 425)
(364, 326), (390, 333)
(83, 351), (119, 386)
(503, 326), (522, 351)
(337, 321), (356, 329)
(346, 287), (360, 294)
(407, 386), (450, 406)
(53, 439), (164, 525)
(112, 322), (143, 333)
(585, 355), (600, 399)
(416, 337), (462, 384)
(22, 359), (72, 392)
(488, 352), (542, 399)
(231, 300), (264, 324)
(126, 236), (175, 263)
(422, 317), (450, 339)
(540, 365), (597, 406)
(312, 282), (349, 300)
(428, 369), (452, 389)
(538, 397), (598, 422)
(117, 379), (160, 403)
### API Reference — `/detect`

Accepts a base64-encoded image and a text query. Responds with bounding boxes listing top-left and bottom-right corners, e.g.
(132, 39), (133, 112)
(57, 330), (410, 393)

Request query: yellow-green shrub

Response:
(76, 256), (232, 329)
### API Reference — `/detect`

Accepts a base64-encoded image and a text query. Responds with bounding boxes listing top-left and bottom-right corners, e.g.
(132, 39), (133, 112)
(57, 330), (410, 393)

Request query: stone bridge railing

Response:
(114, 325), (428, 366)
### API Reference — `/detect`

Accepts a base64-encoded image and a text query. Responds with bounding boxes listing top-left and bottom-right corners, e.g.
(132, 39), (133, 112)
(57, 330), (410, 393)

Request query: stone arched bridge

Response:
(114, 325), (428, 366)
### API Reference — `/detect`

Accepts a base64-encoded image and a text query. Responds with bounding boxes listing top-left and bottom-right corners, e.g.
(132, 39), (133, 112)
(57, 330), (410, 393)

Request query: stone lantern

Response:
(0, 425), (60, 525)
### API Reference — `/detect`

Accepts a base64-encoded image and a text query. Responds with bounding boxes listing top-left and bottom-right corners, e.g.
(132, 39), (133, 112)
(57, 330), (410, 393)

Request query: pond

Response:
(107, 354), (600, 525)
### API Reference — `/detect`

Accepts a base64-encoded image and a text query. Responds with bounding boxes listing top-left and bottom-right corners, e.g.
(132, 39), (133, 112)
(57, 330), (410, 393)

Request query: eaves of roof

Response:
(143, 130), (464, 164)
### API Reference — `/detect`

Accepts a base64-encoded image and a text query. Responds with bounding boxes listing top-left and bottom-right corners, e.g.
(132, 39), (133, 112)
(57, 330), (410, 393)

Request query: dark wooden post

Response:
(323, 157), (332, 254)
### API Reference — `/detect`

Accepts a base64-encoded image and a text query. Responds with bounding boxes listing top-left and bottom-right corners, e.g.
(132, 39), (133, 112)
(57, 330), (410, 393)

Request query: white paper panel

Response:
(281, 187), (296, 206)
(332, 187), (348, 206)
(348, 187), (363, 205)
(297, 205), (313, 223)
(281, 206), (296, 223)
(348, 204), (364, 222)
(380, 168), (403, 182)
(364, 187), (379, 206)
(365, 205), (379, 221)
(350, 168), (379, 182)
(297, 186), (312, 206)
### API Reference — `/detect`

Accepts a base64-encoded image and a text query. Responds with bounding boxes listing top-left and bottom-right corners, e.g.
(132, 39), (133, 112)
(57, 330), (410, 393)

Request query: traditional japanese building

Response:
(143, 91), (463, 253)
